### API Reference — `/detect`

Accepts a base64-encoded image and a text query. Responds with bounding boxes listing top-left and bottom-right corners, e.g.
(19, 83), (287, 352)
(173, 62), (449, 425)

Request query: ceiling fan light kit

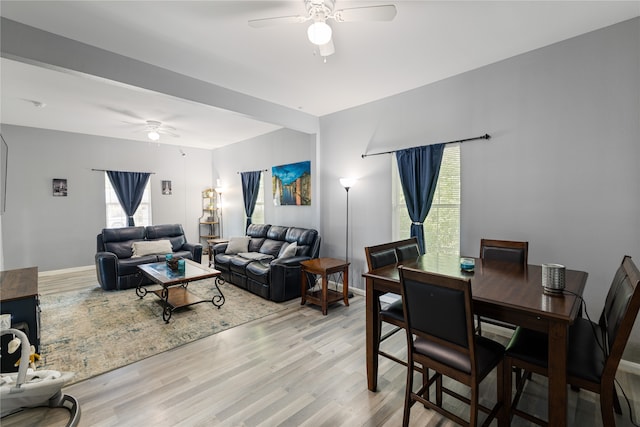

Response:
(147, 130), (160, 141)
(307, 21), (332, 45)
(248, 0), (396, 58)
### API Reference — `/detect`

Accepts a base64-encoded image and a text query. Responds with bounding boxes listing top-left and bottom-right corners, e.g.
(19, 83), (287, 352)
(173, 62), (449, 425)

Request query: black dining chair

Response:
(476, 239), (529, 335)
(398, 266), (505, 427)
(364, 238), (419, 368)
(504, 255), (640, 426)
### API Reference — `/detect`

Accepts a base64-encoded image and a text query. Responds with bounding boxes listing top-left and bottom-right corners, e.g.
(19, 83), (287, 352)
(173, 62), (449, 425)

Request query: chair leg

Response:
(403, 360), (414, 427)
(469, 383), (479, 427)
(496, 360), (505, 425)
(421, 365), (429, 405)
(600, 385), (616, 427)
(613, 385), (622, 415)
(436, 373), (443, 407)
(504, 357), (513, 423)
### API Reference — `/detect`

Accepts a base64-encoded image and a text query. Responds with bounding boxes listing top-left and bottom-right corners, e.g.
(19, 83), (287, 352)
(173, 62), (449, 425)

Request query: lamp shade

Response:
(147, 131), (160, 141)
(307, 21), (332, 45)
(340, 177), (357, 189)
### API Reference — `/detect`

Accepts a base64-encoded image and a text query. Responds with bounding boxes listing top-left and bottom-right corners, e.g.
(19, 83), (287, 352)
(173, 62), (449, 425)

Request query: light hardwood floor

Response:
(3, 266), (640, 426)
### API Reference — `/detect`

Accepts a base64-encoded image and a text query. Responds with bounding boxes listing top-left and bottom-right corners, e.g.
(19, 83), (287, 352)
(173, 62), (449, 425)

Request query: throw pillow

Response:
(132, 240), (173, 258)
(278, 241), (298, 259)
(225, 236), (250, 254)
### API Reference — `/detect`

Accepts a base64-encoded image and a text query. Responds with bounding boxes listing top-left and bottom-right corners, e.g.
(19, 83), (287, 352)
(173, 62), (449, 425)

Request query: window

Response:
(392, 144), (460, 254)
(250, 175), (265, 224)
(105, 174), (152, 228)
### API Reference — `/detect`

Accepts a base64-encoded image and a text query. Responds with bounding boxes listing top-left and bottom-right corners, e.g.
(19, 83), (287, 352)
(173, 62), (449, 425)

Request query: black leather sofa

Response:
(95, 224), (203, 291)
(212, 224), (320, 302)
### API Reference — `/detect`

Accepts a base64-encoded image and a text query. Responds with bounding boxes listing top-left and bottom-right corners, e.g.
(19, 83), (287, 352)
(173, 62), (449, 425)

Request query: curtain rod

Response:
(91, 168), (156, 174)
(361, 133), (491, 158)
(236, 169), (268, 174)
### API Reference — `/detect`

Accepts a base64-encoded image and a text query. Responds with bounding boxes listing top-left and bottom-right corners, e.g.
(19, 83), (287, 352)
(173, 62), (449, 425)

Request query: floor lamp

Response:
(340, 178), (356, 297)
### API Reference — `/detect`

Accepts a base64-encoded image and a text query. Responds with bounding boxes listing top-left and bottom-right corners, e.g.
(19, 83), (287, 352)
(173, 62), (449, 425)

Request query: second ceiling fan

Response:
(248, 0), (397, 58)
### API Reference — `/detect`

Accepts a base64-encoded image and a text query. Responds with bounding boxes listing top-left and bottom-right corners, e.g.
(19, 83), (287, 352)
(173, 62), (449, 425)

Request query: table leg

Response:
(366, 276), (379, 391)
(343, 266), (350, 306)
(547, 322), (568, 426)
(301, 269), (308, 305)
(212, 276), (225, 308)
(161, 287), (172, 323)
(321, 273), (328, 315)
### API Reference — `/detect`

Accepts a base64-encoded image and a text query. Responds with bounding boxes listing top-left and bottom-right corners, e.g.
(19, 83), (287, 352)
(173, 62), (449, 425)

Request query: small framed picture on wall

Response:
(52, 178), (68, 196)
(162, 180), (172, 195)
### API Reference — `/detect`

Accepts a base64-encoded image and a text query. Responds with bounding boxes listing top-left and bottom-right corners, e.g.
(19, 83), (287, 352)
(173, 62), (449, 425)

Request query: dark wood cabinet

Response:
(0, 267), (40, 372)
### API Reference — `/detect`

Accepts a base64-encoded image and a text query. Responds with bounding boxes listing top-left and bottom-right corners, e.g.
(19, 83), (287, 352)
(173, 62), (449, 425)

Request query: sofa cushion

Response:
(102, 226), (146, 259)
(249, 238), (266, 252)
(247, 223), (271, 238)
(226, 236), (250, 254)
(285, 227), (318, 257)
(145, 224), (187, 251)
(267, 225), (288, 241)
(132, 240), (173, 257)
(259, 239), (285, 257)
(246, 261), (271, 283)
(230, 255), (254, 273)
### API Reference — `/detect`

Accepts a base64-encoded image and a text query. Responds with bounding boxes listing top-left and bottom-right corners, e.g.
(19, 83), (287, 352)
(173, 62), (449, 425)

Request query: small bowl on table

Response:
(460, 257), (475, 272)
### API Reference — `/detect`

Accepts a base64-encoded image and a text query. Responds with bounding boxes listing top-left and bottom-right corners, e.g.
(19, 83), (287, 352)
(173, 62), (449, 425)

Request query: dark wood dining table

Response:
(363, 253), (588, 427)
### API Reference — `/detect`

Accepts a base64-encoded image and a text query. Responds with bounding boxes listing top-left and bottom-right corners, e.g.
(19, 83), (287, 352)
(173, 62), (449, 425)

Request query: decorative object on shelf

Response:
(52, 178), (67, 196)
(199, 187), (221, 253)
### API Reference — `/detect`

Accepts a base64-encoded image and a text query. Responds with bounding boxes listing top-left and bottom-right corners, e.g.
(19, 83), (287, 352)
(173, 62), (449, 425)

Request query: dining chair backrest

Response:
(480, 239), (528, 266)
(396, 241), (420, 262)
(600, 256), (640, 369)
(365, 238), (418, 271)
(369, 249), (398, 270)
(399, 267), (474, 361)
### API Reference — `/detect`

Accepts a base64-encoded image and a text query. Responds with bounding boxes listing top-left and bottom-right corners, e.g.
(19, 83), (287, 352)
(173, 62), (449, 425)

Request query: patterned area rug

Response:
(38, 280), (287, 384)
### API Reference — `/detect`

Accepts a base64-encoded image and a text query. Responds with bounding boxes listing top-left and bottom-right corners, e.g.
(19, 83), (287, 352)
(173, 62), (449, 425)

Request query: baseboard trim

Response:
(39, 265), (94, 276)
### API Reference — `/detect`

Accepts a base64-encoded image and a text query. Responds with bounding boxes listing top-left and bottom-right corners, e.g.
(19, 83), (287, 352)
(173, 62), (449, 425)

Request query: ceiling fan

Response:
(124, 120), (180, 141)
(248, 0), (397, 58)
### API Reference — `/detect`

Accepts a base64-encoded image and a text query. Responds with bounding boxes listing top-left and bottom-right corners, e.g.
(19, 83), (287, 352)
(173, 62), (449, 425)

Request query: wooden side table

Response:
(301, 257), (350, 315)
(207, 238), (229, 267)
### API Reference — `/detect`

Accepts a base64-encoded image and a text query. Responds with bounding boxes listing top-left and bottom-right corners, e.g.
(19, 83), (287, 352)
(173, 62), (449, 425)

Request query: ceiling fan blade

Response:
(248, 15), (309, 28)
(159, 130), (180, 138)
(332, 5), (397, 23)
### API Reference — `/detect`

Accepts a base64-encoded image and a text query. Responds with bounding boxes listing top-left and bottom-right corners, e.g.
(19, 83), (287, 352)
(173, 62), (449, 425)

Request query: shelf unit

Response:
(199, 188), (221, 254)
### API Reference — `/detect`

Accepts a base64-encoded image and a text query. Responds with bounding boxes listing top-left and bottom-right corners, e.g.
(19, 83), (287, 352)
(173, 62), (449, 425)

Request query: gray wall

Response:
(318, 18), (640, 338)
(0, 125), (213, 271)
(211, 128), (318, 239)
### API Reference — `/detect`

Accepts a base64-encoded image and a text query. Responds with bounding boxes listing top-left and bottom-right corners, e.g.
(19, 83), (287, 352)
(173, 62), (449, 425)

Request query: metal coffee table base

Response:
(136, 276), (225, 323)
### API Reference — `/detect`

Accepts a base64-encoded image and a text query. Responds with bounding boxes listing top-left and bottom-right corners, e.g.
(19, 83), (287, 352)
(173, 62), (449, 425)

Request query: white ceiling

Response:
(1, 1), (639, 149)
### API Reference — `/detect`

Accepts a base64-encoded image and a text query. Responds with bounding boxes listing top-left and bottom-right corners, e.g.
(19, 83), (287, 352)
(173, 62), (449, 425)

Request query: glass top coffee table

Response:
(137, 259), (224, 323)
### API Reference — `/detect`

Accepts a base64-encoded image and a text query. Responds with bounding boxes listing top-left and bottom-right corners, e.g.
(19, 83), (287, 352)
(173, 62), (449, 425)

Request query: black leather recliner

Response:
(95, 224), (202, 291)
(212, 224), (321, 302)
